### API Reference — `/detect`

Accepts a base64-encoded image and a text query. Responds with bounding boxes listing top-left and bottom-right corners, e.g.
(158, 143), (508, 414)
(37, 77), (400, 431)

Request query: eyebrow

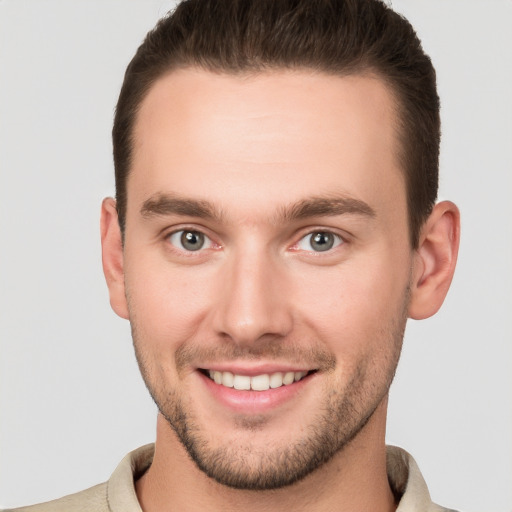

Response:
(140, 194), (224, 221)
(140, 193), (376, 223)
(278, 196), (376, 222)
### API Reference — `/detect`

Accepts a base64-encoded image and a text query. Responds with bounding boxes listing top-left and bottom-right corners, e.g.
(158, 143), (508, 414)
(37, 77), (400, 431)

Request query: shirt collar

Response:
(107, 444), (447, 512)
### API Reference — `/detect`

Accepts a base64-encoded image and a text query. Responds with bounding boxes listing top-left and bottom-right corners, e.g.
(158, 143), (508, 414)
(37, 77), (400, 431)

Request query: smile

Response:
(206, 370), (311, 391)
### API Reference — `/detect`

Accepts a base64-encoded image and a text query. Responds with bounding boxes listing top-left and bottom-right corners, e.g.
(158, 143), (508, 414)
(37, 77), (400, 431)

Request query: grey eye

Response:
(297, 231), (342, 252)
(169, 230), (210, 251)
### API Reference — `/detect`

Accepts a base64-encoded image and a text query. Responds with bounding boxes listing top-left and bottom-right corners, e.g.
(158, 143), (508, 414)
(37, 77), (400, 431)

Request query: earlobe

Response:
(100, 197), (129, 319)
(408, 201), (460, 320)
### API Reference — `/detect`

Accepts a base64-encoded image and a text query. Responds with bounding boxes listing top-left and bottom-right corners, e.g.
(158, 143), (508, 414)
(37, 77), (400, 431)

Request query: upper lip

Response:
(198, 364), (314, 376)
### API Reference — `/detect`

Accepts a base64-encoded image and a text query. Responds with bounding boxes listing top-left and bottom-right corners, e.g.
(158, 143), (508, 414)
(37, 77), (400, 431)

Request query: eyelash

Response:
(293, 231), (345, 253)
(164, 226), (346, 256)
(165, 228), (218, 254)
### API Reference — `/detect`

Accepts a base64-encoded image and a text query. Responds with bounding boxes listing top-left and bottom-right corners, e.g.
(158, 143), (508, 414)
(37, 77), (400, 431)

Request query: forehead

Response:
(129, 68), (404, 223)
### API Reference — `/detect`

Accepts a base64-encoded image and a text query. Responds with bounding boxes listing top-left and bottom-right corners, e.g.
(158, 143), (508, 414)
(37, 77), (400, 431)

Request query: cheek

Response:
(294, 254), (410, 351)
(124, 254), (215, 347)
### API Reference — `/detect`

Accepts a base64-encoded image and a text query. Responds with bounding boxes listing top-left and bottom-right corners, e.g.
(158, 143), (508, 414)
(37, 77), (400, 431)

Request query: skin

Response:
(101, 69), (460, 512)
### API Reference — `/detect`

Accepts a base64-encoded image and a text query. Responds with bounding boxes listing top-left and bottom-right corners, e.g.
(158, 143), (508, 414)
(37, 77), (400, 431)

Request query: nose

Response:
(212, 248), (294, 346)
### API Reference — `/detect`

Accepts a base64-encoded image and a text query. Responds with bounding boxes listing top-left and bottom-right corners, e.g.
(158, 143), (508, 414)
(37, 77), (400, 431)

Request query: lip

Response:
(197, 368), (315, 414)
(199, 363), (312, 376)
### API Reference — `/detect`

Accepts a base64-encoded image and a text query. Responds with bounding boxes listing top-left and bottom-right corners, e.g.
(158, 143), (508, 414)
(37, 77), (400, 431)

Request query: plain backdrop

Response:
(0, 1), (511, 510)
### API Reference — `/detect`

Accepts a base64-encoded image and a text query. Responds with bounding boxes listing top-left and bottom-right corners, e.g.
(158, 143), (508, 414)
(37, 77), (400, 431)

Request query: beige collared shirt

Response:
(4, 444), (457, 512)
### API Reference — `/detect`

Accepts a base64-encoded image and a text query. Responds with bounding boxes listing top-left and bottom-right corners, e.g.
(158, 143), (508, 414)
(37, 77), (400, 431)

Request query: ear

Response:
(100, 197), (129, 319)
(408, 201), (460, 320)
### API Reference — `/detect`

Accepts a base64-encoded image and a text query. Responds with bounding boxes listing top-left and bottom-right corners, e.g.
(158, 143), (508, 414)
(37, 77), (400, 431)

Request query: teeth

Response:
(207, 370), (309, 391)
(233, 374), (251, 390)
(222, 371), (234, 387)
(251, 374), (270, 391)
(283, 371), (295, 385)
(269, 372), (283, 388)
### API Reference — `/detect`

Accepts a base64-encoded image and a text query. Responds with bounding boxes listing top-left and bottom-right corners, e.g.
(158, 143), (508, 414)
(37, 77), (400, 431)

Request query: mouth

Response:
(200, 369), (315, 391)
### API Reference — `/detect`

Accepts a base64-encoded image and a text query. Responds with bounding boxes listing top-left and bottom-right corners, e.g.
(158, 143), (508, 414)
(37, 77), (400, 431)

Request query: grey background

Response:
(1, 1), (511, 510)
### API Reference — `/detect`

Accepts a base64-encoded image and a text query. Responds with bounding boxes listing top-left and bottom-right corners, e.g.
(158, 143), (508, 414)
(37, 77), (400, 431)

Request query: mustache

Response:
(175, 341), (336, 373)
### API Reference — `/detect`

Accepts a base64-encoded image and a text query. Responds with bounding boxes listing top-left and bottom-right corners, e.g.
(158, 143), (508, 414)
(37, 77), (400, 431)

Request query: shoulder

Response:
(387, 446), (460, 512)
(1, 444), (154, 512)
(1, 482), (108, 512)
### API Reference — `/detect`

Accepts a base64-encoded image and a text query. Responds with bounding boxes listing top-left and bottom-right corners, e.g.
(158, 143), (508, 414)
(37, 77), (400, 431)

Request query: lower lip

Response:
(198, 371), (314, 414)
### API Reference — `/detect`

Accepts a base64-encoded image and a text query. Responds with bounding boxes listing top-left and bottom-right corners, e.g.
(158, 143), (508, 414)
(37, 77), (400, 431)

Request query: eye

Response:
(168, 230), (213, 252)
(297, 231), (343, 252)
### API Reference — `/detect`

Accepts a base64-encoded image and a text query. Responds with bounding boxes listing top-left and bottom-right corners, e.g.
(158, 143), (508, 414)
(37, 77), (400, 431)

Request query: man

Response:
(4, 0), (461, 510)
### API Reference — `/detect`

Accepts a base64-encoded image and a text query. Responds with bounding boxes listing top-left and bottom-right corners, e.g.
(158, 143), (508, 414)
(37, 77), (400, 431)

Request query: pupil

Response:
(181, 231), (204, 251)
(311, 232), (333, 251)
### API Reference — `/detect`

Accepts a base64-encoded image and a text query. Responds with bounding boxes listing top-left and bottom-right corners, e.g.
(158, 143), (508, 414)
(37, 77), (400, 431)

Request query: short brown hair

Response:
(113, 0), (440, 247)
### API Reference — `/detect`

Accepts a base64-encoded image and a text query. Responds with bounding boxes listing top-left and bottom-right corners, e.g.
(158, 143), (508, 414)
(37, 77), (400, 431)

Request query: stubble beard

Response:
(130, 300), (408, 491)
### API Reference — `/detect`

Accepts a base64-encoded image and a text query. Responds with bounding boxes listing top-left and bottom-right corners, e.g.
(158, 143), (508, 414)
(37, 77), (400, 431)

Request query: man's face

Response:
(121, 69), (414, 489)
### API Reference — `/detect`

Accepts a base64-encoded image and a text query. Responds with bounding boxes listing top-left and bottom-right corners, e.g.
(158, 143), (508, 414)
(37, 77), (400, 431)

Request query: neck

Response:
(136, 401), (396, 512)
